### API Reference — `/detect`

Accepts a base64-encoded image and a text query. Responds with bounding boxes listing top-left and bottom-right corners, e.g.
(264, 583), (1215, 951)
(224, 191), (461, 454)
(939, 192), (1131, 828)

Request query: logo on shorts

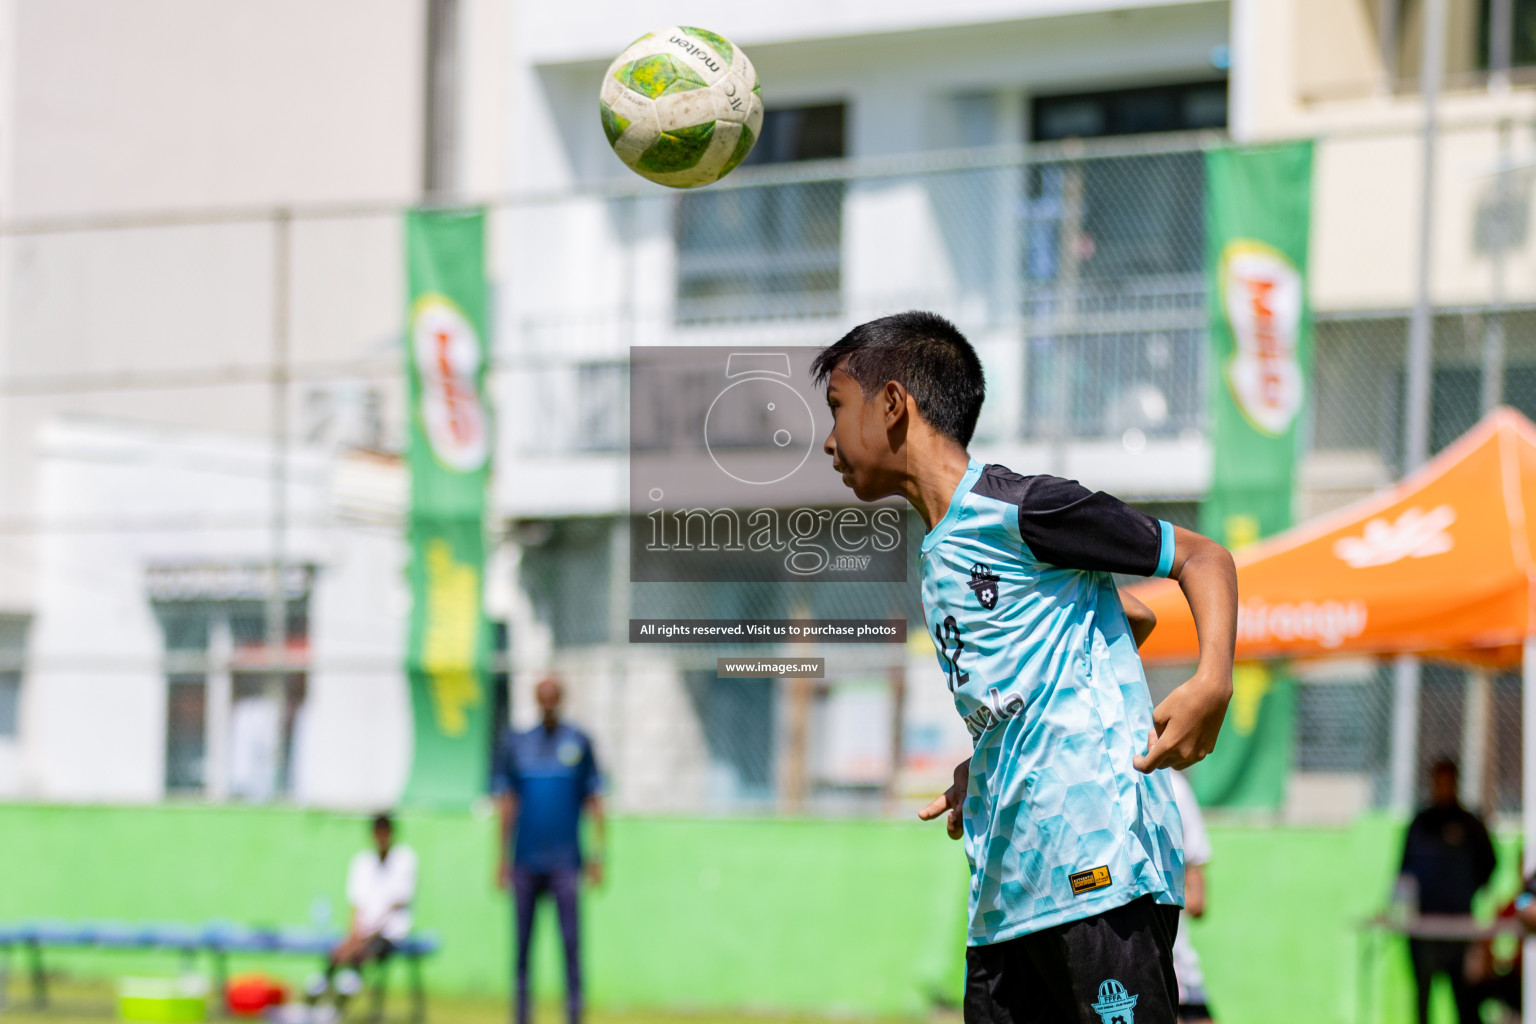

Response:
(1069, 865), (1113, 896)
(967, 562), (1000, 610)
(1090, 979), (1138, 1024)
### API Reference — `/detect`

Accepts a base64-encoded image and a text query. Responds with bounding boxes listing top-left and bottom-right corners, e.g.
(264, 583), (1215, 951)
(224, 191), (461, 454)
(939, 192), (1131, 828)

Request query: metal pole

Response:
(423, 0), (460, 200)
(205, 613), (232, 802)
(1490, 0), (1514, 93)
(267, 210), (291, 701)
(607, 514), (630, 806)
(1483, 120), (1511, 414)
(1403, 0), (1443, 473)
(1377, 0), (1399, 94)
(885, 661), (906, 811)
(1393, 2), (1445, 796)
(1389, 653), (1422, 814)
(1050, 145), (1085, 477)
(1459, 668), (1490, 809)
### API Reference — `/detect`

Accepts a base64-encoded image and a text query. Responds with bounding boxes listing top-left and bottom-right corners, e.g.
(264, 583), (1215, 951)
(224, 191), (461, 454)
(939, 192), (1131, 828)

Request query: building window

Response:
(675, 104), (846, 323)
(575, 361), (628, 452)
(1020, 83), (1221, 443)
(150, 564), (312, 801)
(1026, 81), (1218, 283)
(1389, 0), (1536, 85)
(165, 673), (207, 792)
(684, 671), (776, 803)
(1031, 81), (1227, 143)
(1478, 0), (1536, 69)
(0, 616), (27, 739)
(519, 520), (612, 648)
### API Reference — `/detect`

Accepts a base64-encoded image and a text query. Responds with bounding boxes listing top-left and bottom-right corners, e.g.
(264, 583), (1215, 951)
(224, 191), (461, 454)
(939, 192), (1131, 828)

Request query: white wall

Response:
(0, 0), (431, 615)
(1230, 0), (1536, 311)
(8, 419), (411, 805)
(0, 1), (518, 806)
(8, 0), (424, 219)
(521, 0), (1222, 67)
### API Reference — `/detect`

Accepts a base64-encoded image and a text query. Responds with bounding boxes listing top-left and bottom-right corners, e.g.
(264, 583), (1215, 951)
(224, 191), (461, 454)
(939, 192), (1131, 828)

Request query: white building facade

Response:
(0, 0), (509, 805)
(4, 0), (1533, 816)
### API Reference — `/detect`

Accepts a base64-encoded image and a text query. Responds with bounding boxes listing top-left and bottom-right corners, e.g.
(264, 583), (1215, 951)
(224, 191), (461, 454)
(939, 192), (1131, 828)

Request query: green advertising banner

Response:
(403, 209), (493, 807)
(1193, 142), (1312, 808)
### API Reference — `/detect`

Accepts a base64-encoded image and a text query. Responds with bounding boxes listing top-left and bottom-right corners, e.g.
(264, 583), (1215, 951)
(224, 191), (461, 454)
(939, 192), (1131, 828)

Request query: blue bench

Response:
(0, 920), (441, 1021)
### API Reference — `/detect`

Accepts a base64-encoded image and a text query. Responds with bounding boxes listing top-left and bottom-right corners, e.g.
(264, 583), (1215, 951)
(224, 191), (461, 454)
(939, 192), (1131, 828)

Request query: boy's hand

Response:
(919, 759), (969, 839)
(1133, 671), (1231, 773)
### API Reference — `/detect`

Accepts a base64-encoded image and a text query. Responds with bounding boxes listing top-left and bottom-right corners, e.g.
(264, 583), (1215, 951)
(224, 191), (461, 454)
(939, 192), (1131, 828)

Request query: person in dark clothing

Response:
(1398, 759), (1498, 1024)
(493, 676), (606, 1024)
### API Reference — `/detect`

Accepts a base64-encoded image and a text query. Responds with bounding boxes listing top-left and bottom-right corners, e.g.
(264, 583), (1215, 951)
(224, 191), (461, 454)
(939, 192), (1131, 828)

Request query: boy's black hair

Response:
(372, 812), (395, 832)
(811, 311), (985, 447)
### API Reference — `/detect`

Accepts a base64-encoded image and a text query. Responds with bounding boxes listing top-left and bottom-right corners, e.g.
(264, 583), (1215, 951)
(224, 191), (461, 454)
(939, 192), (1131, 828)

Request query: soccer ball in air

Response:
(599, 27), (764, 188)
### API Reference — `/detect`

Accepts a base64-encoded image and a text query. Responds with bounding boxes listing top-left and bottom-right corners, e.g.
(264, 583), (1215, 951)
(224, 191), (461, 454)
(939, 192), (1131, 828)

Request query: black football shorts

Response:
(963, 895), (1180, 1024)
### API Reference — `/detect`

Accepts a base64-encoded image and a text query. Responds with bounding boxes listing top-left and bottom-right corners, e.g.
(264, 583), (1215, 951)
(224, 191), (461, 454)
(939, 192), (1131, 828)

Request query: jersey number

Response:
(935, 616), (969, 693)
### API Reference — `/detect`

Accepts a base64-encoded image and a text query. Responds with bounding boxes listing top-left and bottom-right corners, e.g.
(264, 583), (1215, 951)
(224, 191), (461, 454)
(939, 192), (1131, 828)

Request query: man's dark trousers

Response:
(513, 866), (582, 1024)
(1409, 939), (1480, 1024)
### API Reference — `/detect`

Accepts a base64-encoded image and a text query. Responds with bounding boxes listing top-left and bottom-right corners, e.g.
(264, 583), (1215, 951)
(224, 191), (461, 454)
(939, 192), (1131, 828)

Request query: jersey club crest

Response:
(967, 562), (1001, 610)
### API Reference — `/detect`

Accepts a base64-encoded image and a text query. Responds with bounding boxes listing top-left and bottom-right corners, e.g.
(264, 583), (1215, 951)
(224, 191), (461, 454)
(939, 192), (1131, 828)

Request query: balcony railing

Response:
(501, 135), (1215, 455)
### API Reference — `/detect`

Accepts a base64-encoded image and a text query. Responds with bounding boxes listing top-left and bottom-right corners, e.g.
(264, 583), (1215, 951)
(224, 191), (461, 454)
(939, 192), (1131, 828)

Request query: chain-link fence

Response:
(1, 124), (1530, 819)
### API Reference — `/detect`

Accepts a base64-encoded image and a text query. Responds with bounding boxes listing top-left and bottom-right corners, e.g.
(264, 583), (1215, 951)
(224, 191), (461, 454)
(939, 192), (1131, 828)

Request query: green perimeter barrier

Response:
(0, 804), (1522, 1022)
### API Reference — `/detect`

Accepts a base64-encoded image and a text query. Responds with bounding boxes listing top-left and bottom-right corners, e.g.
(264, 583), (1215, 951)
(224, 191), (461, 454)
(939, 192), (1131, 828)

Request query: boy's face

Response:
(822, 365), (902, 501)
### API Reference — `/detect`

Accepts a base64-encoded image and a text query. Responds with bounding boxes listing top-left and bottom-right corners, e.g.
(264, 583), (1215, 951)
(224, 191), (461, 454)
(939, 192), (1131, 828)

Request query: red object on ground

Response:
(226, 974), (289, 1017)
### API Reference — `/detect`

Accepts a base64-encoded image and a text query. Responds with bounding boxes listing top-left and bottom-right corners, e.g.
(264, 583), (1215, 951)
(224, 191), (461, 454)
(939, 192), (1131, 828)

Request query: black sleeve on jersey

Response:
(972, 465), (1167, 576)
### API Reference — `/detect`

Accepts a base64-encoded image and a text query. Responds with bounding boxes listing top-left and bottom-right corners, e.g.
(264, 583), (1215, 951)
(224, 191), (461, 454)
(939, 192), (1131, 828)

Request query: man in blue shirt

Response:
(494, 676), (606, 1024)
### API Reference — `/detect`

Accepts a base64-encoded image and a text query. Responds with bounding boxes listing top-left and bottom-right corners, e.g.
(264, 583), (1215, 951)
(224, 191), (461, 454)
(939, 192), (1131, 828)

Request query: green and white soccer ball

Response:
(599, 27), (764, 188)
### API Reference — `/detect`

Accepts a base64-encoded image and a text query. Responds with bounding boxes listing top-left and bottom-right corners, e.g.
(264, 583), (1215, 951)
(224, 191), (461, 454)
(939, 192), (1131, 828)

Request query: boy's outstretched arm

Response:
(1132, 525), (1237, 773)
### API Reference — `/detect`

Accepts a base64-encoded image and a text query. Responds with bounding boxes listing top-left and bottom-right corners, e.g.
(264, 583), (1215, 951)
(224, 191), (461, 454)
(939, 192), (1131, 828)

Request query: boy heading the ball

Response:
(812, 312), (1237, 1024)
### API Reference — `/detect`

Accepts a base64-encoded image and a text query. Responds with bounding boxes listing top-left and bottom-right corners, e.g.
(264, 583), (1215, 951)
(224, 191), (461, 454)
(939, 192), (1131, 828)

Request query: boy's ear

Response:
(881, 381), (908, 429)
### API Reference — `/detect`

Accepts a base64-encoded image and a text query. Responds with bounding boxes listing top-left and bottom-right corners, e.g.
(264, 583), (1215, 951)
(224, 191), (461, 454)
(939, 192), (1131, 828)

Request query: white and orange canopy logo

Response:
(1221, 240), (1304, 437)
(412, 294), (489, 472)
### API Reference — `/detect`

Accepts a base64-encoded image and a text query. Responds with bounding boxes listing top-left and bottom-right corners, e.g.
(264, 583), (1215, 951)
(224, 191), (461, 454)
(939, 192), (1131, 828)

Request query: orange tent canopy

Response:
(1128, 407), (1536, 667)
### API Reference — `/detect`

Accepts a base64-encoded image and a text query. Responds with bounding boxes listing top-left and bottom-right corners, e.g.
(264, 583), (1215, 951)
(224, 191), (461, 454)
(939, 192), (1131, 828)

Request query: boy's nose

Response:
(823, 431), (836, 457)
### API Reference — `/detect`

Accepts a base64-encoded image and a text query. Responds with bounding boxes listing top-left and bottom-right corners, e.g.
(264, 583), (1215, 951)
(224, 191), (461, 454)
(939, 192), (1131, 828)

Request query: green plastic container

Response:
(116, 977), (208, 1023)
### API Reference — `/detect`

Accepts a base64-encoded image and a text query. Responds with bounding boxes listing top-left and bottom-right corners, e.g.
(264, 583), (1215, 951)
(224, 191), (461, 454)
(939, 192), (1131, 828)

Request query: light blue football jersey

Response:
(922, 459), (1185, 945)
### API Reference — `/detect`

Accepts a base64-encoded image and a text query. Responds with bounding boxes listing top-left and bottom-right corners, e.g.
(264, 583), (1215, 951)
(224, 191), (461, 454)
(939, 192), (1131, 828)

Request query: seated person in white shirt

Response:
(307, 813), (418, 1009)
